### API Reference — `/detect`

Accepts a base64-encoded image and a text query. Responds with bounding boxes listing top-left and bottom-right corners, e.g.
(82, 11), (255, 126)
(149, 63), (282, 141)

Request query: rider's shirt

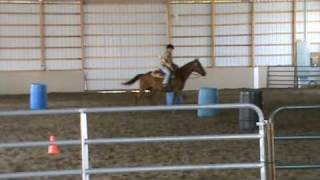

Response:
(160, 50), (173, 67)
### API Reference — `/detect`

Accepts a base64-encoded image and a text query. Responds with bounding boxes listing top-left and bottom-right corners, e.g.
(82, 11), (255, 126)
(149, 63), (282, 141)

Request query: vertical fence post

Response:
(294, 66), (298, 88)
(210, 1), (216, 67)
(292, 0), (297, 66)
(266, 66), (270, 88)
(270, 122), (276, 180)
(258, 119), (267, 180)
(166, 1), (172, 44)
(80, 112), (90, 180)
(250, 0), (256, 67)
(80, 0), (87, 91)
(266, 121), (275, 180)
(39, 0), (46, 71)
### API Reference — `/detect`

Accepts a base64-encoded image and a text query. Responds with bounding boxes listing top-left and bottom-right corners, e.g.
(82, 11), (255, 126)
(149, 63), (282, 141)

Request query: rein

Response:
(175, 62), (204, 80)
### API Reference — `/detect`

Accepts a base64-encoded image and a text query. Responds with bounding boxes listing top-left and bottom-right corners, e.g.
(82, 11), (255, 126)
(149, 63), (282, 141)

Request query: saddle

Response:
(151, 69), (177, 79)
(151, 64), (178, 79)
(151, 69), (165, 79)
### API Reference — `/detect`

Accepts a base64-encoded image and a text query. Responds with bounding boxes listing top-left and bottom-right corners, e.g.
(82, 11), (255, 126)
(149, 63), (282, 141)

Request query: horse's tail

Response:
(122, 74), (144, 85)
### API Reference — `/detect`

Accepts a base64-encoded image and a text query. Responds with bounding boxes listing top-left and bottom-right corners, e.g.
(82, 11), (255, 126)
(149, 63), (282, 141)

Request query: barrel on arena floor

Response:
(30, 83), (48, 110)
(239, 89), (263, 131)
(197, 87), (219, 117)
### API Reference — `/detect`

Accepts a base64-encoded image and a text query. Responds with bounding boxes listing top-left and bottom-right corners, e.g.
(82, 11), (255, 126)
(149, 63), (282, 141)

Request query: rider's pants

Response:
(160, 65), (171, 85)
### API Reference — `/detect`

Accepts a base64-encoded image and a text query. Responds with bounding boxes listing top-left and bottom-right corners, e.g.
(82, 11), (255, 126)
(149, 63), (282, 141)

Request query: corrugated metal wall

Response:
(0, 1), (81, 71)
(84, 3), (167, 90)
(215, 2), (251, 66)
(255, 1), (293, 66)
(170, 3), (212, 67)
(0, 3), (41, 71)
(296, 1), (320, 52)
(1, 1), (320, 90)
(44, 3), (82, 70)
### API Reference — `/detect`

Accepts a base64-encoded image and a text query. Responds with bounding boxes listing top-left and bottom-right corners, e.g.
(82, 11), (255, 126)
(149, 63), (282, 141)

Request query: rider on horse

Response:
(160, 44), (175, 90)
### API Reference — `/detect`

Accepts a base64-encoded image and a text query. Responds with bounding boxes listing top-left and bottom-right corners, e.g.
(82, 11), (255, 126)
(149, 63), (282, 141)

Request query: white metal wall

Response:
(171, 3), (212, 67)
(215, 2), (251, 66)
(44, 3), (82, 70)
(2, 1), (320, 91)
(296, 0), (320, 52)
(255, 1), (293, 66)
(84, 3), (167, 90)
(0, 3), (41, 71)
(0, 2), (82, 71)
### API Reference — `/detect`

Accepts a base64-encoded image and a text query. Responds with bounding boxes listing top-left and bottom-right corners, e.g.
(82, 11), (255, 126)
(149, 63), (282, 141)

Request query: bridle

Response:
(190, 61), (206, 79)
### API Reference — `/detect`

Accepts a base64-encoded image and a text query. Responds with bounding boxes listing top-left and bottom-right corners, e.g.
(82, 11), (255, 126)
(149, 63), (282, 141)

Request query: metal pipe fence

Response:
(0, 104), (267, 180)
(267, 105), (320, 180)
(267, 66), (320, 88)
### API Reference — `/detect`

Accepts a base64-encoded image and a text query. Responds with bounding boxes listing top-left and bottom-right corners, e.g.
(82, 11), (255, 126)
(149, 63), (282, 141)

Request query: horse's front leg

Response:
(171, 91), (182, 114)
(172, 91), (184, 105)
(181, 92), (187, 103)
(172, 91), (177, 105)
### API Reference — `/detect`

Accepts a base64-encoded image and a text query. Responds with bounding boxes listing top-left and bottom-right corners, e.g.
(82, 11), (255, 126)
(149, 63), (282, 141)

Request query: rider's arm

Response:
(161, 59), (172, 68)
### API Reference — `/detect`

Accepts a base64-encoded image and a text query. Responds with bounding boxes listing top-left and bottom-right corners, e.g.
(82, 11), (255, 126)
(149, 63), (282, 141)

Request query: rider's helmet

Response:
(166, 44), (175, 50)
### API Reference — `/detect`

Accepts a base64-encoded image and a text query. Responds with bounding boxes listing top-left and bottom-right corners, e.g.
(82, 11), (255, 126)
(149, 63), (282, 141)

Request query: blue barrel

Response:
(166, 92), (183, 105)
(30, 83), (48, 110)
(198, 87), (219, 117)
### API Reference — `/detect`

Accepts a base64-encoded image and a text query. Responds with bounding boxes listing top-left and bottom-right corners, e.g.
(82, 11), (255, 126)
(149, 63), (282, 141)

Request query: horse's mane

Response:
(177, 59), (198, 72)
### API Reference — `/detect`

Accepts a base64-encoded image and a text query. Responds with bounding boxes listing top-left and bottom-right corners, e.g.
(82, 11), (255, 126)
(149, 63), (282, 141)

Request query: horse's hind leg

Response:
(134, 91), (140, 105)
(136, 83), (149, 105)
(135, 89), (146, 105)
(149, 90), (161, 105)
(134, 81), (144, 105)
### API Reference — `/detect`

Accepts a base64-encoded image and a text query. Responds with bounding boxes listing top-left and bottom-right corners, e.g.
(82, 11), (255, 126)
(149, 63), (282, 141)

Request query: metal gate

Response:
(267, 105), (320, 180)
(267, 66), (320, 88)
(0, 104), (267, 180)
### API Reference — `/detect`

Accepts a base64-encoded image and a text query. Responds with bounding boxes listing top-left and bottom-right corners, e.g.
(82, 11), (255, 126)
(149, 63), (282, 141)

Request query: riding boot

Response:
(162, 84), (171, 92)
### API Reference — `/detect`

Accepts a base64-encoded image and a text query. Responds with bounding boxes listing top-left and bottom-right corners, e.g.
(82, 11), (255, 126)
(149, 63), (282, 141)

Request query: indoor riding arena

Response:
(0, 0), (320, 180)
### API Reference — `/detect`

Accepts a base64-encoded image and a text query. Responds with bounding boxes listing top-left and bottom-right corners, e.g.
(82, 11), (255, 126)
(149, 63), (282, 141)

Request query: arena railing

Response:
(267, 66), (320, 88)
(267, 105), (320, 180)
(0, 104), (267, 180)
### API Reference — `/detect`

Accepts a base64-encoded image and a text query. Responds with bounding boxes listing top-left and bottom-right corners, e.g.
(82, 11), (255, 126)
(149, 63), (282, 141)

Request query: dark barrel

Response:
(239, 89), (263, 131)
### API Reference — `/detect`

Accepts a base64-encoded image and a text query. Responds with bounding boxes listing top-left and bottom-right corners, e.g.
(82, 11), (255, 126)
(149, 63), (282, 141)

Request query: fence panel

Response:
(0, 104), (267, 180)
(267, 105), (320, 180)
(267, 66), (320, 88)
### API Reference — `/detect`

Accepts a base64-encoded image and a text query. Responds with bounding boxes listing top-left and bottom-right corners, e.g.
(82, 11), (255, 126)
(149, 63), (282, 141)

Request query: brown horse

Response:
(123, 59), (206, 104)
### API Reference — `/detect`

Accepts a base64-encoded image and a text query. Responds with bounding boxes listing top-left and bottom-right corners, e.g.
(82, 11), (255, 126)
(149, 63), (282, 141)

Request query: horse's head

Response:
(192, 59), (206, 76)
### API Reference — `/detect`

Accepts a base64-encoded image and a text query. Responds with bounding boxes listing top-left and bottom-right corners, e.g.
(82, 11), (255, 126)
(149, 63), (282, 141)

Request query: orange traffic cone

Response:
(48, 135), (60, 155)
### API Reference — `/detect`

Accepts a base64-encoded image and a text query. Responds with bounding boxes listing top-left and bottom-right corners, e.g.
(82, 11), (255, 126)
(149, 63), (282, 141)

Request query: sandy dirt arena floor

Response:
(0, 89), (320, 180)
